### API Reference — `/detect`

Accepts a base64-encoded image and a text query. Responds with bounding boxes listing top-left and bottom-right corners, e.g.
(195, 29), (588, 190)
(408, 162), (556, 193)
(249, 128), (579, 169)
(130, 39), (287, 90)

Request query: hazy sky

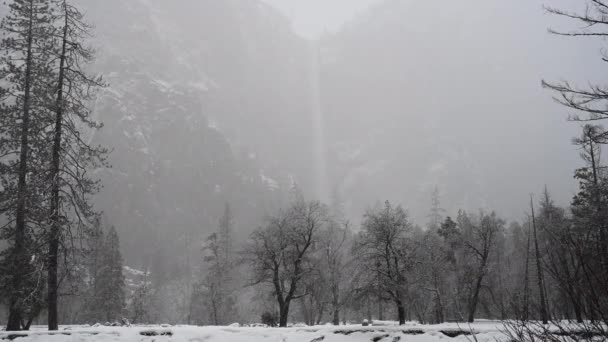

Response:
(262, 0), (381, 38)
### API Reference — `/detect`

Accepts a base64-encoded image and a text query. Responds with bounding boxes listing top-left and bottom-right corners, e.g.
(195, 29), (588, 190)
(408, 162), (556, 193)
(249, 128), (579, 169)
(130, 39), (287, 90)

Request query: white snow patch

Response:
(260, 171), (280, 191)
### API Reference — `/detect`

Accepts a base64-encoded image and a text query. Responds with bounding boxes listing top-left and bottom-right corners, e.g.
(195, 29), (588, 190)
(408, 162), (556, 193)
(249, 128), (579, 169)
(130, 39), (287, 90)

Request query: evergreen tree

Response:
(569, 125), (608, 318)
(45, 0), (106, 330)
(195, 203), (236, 325)
(96, 226), (125, 322)
(428, 186), (444, 231)
(218, 203), (234, 268)
(0, 0), (55, 331)
(129, 268), (152, 324)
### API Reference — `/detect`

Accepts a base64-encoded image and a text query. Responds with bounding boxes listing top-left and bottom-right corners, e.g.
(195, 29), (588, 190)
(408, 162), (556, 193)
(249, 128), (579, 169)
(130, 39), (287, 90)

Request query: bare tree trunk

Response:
(279, 302), (289, 327)
(377, 267), (383, 321)
(522, 220), (531, 321)
(332, 309), (340, 326)
(210, 294), (219, 325)
(331, 283), (340, 325)
(468, 268), (484, 323)
(366, 294), (372, 322)
(396, 299), (406, 325)
(531, 197), (549, 324)
(433, 272), (444, 323)
(571, 287), (584, 323)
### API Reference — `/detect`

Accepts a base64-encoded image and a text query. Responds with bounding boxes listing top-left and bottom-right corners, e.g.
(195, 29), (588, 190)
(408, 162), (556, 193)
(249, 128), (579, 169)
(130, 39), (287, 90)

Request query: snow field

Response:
(0, 322), (509, 342)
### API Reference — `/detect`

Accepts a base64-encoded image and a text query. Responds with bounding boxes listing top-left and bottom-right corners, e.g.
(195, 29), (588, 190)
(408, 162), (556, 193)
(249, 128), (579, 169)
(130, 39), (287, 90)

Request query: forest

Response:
(0, 0), (607, 341)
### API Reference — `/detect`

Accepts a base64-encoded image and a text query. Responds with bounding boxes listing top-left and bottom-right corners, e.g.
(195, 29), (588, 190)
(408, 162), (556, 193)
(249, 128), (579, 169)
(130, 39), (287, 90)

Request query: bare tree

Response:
(321, 220), (355, 325)
(356, 201), (414, 325)
(461, 211), (502, 322)
(244, 200), (328, 327)
(543, 1), (608, 142)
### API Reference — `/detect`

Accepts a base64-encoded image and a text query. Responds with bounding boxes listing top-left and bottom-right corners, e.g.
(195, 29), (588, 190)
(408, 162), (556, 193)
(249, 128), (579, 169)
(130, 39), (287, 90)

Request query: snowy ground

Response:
(0, 321), (509, 342)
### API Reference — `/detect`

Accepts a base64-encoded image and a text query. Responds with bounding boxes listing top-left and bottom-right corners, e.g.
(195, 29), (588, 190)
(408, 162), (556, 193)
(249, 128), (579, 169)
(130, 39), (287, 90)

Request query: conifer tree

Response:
(96, 226), (125, 322)
(197, 203), (236, 325)
(0, 0), (54, 331)
(81, 218), (104, 322)
(428, 186), (444, 231)
(45, 0), (106, 330)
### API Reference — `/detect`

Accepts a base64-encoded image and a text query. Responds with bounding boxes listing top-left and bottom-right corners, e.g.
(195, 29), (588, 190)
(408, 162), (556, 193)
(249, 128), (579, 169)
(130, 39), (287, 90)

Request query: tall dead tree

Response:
(522, 217), (531, 321)
(530, 196), (549, 324)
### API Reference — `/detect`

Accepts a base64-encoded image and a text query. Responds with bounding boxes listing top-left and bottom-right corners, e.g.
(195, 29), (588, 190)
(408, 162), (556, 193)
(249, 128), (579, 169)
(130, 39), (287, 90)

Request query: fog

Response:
(73, 0), (596, 261)
(1, 0), (607, 329)
(262, 0), (381, 37)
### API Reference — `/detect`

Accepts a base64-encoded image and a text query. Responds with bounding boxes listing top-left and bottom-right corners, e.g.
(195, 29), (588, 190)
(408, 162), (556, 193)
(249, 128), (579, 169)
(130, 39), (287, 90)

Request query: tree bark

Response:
(332, 309), (340, 326)
(468, 271), (484, 323)
(279, 302), (289, 327)
(396, 299), (406, 325)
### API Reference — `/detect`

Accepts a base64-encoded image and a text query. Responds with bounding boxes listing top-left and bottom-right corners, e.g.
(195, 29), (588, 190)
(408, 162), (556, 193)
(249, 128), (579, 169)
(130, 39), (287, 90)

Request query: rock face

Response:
(80, 0), (316, 263)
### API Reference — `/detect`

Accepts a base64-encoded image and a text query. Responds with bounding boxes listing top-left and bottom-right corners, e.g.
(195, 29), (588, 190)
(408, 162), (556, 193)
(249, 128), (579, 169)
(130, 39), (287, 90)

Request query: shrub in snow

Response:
(228, 323), (240, 327)
(261, 312), (277, 327)
(121, 318), (131, 326)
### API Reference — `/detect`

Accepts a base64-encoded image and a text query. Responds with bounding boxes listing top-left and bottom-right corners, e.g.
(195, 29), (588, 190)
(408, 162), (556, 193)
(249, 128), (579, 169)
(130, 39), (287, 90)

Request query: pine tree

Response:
(197, 204), (236, 325)
(96, 226), (125, 322)
(80, 218), (104, 322)
(129, 268), (152, 324)
(428, 186), (444, 231)
(218, 203), (234, 267)
(0, 0), (55, 331)
(45, 0), (106, 330)
(570, 125), (608, 318)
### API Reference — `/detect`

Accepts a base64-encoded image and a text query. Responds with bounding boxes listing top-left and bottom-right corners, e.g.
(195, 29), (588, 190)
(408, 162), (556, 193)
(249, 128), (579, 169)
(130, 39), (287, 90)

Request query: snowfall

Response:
(0, 321), (510, 342)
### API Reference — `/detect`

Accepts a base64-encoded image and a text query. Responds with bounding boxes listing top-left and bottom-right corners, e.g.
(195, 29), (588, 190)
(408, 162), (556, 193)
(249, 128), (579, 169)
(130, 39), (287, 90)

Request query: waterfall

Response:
(309, 41), (330, 203)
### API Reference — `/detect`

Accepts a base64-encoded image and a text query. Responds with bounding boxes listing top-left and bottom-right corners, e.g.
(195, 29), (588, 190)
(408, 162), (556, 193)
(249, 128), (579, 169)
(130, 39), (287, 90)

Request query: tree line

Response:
(234, 159), (607, 328)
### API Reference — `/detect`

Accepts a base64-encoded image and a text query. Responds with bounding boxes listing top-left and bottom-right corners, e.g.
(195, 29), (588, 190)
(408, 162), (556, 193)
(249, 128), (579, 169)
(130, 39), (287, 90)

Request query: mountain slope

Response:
(80, 0), (315, 264)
